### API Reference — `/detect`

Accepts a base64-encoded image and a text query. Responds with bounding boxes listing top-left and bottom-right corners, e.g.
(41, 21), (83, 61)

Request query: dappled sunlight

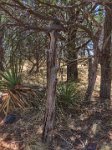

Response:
(0, 65), (111, 149)
(68, 120), (76, 130)
(0, 108), (47, 150)
(0, 98), (112, 149)
(0, 0), (112, 149)
(36, 125), (43, 135)
(0, 137), (21, 150)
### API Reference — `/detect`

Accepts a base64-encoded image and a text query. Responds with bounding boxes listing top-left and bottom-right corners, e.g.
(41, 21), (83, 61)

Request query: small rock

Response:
(4, 114), (16, 124)
(86, 143), (97, 150)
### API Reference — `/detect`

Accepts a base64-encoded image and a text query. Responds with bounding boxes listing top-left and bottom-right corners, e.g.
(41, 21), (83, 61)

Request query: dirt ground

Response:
(0, 67), (112, 150)
(0, 102), (112, 150)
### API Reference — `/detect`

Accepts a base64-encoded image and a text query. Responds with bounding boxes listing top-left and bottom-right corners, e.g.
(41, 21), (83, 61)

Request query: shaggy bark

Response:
(100, 4), (112, 104)
(0, 32), (4, 71)
(84, 31), (101, 101)
(42, 30), (58, 143)
(67, 52), (78, 81)
(67, 9), (79, 82)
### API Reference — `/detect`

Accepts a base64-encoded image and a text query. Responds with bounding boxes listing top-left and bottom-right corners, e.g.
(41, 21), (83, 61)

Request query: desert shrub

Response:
(0, 68), (38, 115)
(57, 82), (83, 113)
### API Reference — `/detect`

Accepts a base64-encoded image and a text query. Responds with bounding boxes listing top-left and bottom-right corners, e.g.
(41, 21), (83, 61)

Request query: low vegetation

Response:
(0, 0), (112, 150)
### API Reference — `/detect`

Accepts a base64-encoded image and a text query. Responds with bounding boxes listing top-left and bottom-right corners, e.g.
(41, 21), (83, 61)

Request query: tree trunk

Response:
(100, 4), (112, 104)
(84, 56), (98, 102)
(67, 9), (79, 82)
(84, 31), (101, 101)
(42, 30), (57, 143)
(67, 52), (78, 81)
(0, 32), (4, 71)
(35, 50), (39, 73)
(67, 28), (78, 82)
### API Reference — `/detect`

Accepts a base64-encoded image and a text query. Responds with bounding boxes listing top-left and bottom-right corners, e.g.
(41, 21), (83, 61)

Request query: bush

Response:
(57, 82), (82, 112)
(0, 68), (37, 115)
(0, 68), (22, 91)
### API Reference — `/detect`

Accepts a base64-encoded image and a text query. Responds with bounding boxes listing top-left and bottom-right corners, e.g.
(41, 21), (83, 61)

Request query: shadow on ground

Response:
(0, 102), (112, 150)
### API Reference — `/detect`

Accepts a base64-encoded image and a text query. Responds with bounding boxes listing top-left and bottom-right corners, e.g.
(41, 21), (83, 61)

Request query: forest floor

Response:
(0, 66), (112, 150)
(0, 103), (112, 150)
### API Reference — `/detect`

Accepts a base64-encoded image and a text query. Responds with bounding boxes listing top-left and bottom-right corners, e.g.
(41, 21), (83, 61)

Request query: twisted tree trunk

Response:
(42, 30), (57, 143)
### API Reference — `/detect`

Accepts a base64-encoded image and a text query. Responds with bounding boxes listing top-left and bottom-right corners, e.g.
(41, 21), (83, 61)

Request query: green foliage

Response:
(94, 6), (104, 23)
(0, 68), (37, 115)
(57, 82), (82, 111)
(0, 68), (22, 91)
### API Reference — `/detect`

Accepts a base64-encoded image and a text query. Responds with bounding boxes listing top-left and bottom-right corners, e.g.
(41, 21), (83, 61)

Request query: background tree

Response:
(100, 4), (112, 105)
(0, 16), (4, 71)
(0, 0), (112, 146)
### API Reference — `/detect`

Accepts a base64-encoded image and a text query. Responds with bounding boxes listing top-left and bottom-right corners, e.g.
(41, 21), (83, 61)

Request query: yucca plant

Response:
(57, 82), (82, 112)
(0, 68), (37, 115)
(0, 68), (22, 91)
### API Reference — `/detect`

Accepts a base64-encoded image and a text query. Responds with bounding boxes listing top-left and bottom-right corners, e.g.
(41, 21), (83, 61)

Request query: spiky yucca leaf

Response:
(57, 82), (82, 111)
(0, 69), (37, 115)
(0, 69), (22, 90)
